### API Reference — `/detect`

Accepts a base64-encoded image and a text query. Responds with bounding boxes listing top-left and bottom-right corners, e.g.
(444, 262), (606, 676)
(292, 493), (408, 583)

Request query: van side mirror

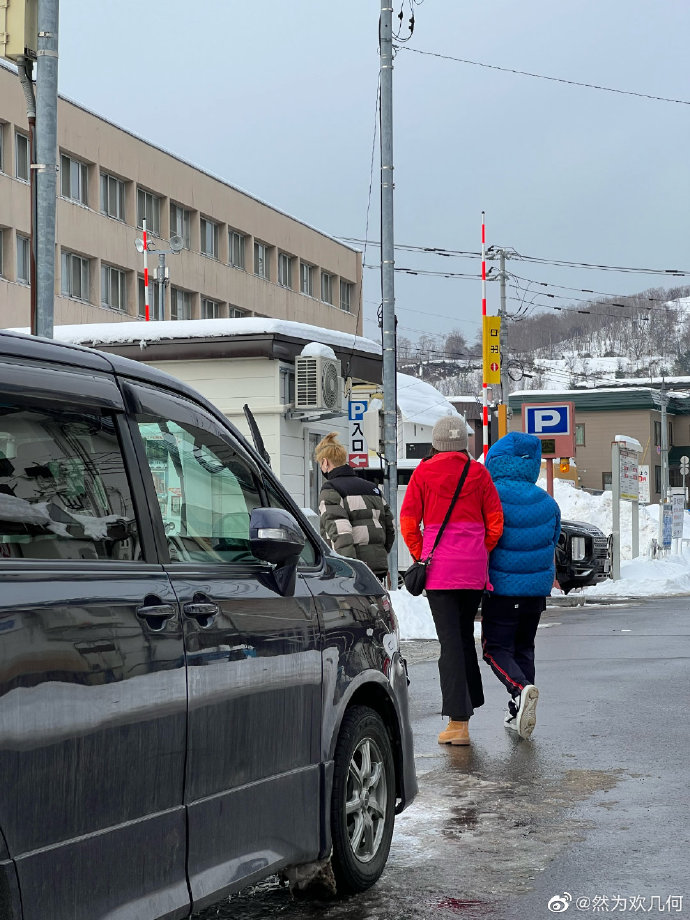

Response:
(249, 507), (305, 566)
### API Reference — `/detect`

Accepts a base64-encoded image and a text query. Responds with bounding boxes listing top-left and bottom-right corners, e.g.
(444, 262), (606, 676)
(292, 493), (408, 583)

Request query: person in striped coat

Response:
(315, 432), (395, 581)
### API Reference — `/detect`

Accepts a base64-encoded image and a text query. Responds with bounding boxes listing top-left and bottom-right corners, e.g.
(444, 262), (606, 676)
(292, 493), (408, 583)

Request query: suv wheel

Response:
(330, 705), (396, 894)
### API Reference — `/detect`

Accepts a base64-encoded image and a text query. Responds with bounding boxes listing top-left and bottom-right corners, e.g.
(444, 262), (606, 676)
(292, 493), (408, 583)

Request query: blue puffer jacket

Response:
(485, 432), (561, 597)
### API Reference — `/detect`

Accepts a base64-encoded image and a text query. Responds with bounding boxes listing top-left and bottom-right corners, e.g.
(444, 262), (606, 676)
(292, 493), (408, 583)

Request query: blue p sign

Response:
(524, 405), (570, 435)
(348, 399), (368, 421)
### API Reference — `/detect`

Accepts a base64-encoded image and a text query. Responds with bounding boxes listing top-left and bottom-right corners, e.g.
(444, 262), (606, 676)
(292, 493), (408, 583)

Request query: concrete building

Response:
(0, 63), (362, 334)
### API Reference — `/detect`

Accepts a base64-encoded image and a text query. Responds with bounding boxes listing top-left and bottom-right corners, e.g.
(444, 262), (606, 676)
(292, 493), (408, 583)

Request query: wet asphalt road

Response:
(194, 597), (690, 920)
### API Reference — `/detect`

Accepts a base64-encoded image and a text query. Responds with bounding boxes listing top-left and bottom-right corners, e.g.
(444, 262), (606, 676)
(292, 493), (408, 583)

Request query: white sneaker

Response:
(516, 685), (539, 739)
(504, 696), (519, 732)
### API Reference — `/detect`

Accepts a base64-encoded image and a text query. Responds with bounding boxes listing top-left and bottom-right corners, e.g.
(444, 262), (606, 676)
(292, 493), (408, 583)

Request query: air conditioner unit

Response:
(295, 355), (343, 411)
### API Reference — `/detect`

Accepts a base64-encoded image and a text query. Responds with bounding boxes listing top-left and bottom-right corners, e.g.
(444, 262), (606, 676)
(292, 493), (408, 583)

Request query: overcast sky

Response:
(57, 2), (690, 351)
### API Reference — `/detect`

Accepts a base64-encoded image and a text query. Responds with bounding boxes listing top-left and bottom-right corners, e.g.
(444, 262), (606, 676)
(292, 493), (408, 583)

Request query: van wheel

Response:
(330, 705), (395, 894)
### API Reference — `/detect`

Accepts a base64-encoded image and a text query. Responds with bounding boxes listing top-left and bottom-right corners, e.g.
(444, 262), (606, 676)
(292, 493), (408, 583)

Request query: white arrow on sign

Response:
(349, 453), (369, 467)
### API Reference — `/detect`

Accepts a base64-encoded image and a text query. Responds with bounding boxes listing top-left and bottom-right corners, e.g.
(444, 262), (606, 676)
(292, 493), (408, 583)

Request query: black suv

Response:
(556, 519), (611, 594)
(0, 331), (417, 920)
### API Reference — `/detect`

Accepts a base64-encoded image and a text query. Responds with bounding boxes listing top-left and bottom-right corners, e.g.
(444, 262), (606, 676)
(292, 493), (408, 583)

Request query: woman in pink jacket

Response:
(400, 416), (503, 746)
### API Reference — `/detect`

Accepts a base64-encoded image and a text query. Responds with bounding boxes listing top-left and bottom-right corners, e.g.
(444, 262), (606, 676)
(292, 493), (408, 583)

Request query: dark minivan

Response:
(0, 331), (417, 920)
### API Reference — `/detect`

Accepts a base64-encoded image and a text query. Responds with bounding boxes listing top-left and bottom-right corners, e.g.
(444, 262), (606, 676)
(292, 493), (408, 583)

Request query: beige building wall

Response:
(0, 64), (362, 334)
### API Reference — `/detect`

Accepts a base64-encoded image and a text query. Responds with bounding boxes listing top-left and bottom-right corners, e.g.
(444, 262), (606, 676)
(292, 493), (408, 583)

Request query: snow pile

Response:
(397, 373), (462, 426)
(390, 481), (690, 640)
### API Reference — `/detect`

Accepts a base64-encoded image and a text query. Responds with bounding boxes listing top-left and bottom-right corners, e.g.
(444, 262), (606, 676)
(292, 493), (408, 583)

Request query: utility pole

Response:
(379, 1), (398, 586)
(155, 253), (168, 321)
(17, 58), (37, 332)
(35, 0), (59, 338)
(498, 249), (509, 399)
(653, 379), (670, 551)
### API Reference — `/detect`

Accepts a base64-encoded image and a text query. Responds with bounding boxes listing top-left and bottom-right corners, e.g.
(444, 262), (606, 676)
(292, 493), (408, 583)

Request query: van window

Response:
(0, 406), (138, 561)
(137, 417), (263, 565)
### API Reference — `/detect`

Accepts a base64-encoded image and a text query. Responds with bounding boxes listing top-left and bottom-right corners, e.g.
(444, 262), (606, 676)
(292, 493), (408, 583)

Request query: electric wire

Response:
(395, 45), (690, 106)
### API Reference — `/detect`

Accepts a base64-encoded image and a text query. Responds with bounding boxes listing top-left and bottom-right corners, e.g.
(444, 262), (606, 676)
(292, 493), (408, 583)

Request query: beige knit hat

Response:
(432, 415), (468, 452)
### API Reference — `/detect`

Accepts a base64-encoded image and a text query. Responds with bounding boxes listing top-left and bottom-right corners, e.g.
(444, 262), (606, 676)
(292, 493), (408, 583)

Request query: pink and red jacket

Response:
(400, 452), (504, 591)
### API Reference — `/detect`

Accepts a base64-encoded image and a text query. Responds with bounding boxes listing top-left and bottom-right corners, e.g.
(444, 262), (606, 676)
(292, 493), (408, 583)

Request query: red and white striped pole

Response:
(142, 218), (150, 322)
(481, 211), (488, 459)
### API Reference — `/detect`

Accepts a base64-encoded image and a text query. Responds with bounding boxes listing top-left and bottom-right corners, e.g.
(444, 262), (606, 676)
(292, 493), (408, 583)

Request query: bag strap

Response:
(424, 458), (472, 564)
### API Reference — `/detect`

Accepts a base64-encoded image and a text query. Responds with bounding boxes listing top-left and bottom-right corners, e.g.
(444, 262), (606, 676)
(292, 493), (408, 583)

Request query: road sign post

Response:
(522, 402), (575, 496)
(348, 399), (369, 469)
(680, 454), (689, 509)
(611, 435), (642, 579)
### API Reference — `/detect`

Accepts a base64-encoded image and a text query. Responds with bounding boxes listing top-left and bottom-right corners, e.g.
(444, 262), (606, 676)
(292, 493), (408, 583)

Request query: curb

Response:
(548, 595), (639, 607)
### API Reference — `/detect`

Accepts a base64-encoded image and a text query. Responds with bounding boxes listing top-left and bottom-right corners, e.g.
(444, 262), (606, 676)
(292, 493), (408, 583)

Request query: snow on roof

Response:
(397, 373), (471, 430)
(7, 319), (382, 357)
(510, 385), (690, 398)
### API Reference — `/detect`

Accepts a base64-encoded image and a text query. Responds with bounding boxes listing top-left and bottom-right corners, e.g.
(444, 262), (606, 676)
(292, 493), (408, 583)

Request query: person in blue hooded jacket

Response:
(482, 432), (561, 740)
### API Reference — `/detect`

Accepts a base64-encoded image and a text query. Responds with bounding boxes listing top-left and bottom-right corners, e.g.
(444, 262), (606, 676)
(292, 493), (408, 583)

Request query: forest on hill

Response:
(397, 284), (690, 396)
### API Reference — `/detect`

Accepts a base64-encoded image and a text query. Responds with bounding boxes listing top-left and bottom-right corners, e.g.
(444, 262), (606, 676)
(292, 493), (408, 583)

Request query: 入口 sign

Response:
(348, 399), (369, 468)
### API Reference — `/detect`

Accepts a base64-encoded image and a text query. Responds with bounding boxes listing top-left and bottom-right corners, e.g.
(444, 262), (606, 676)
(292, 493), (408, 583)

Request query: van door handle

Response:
(136, 604), (176, 631)
(183, 602), (219, 626)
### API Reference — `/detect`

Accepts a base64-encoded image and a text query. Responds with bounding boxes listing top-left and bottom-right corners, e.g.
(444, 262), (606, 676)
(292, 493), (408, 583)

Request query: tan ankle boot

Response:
(438, 720), (470, 745)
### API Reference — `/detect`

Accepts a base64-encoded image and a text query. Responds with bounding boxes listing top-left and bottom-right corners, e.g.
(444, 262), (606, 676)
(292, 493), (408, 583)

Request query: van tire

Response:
(330, 705), (396, 894)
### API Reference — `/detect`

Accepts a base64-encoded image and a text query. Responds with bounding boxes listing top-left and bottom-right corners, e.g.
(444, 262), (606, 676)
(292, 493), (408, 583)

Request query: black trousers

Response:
(426, 589), (484, 721)
(481, 594), (546, 697)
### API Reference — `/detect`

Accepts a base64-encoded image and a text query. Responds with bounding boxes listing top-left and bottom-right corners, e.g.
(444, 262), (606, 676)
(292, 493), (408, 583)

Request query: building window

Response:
(15, 132), (29, 181)
(229, 230), (245, 269)
(60, 251), (90, 301)
(200, 218), (219, 259)
(340, 280), (353, 312)
(280, 367), (295, 405)
(654, 465), (661, 495)
(653, 420), (672, 447)
(100, 173), (125, 221)
(321, 271), (334, 305)
(602, 471), (612, 491)
(101, 264), (127, 311)
(60, 154), (88, 205)
(278, 252), (293, 289)
(201, 297), (221, 319)
(575, 423), (585, 447)
(137, 276), (162, 320)
(137, 188), (160, 235)
(170, 203), (191, 249)
(16, 234), (30, 283)
(229, 306), (247, 319)
(171, 287), (192, 320)
(300, 262), (314, 297)
(0, 230), (3, 276)
(254, 241), (270, 280)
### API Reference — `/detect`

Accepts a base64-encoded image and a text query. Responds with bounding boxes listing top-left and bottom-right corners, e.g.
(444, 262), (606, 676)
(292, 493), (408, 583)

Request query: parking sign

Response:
(522, 402), (575, 458)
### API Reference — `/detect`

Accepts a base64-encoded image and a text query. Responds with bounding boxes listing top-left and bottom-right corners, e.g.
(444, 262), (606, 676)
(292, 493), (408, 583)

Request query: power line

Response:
(395, 46), (690, 106)
(346, 236), (690, 277)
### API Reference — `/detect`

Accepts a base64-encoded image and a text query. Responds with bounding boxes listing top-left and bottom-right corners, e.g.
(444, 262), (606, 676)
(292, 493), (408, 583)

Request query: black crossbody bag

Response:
(402, 459), (472, 596)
